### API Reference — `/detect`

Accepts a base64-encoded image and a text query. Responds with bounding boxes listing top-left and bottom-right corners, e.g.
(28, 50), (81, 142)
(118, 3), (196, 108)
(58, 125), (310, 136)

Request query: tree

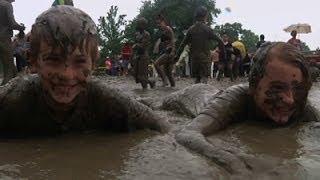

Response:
(240, 29), (259, 52)
(97, 6), (127, 65)
(301, 41), (310, 51)
(213, 22), (242, 42)
(214, 22), (259, 52)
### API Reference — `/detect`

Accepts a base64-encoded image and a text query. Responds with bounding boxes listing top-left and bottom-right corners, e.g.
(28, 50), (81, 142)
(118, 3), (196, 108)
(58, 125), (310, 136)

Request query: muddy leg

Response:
(200, 62), (209, 84)
(165, 62), (175, 87)
(155, 54), (169, 86)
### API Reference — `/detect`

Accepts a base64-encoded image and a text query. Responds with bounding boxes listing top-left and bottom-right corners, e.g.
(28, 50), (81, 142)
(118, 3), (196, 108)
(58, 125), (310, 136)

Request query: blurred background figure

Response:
(256, 34), (265, 49)
(121, 39), (132, 76)
(52, 0), (74, 6)
(0, 0), (25, 85)
(287, 30), (302, 51)
(12, 30), (28, 73)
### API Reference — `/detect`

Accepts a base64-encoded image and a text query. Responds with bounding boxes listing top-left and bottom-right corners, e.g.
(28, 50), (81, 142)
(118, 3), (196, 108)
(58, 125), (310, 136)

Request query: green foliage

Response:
(301, 41), (310, 51)
(125, 0), (221, 48)
(97, 6), (127, 65)
(240, 29), (259, 52)
(214, 22), (259, 52)
(213, 22), (242, 41)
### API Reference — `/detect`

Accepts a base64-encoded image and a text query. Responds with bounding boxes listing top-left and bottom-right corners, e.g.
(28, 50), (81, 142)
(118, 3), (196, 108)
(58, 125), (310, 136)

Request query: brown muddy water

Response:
(0, 76), (320, 180)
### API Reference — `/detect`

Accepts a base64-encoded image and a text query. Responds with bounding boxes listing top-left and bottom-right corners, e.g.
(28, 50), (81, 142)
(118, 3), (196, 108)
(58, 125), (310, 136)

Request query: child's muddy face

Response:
(253, 58), (308, 125)
(36, 42), (93, 105)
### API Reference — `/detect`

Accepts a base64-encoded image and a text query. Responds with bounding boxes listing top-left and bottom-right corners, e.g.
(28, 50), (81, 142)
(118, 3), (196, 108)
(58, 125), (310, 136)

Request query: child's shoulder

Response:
(0, 74), (41, 109)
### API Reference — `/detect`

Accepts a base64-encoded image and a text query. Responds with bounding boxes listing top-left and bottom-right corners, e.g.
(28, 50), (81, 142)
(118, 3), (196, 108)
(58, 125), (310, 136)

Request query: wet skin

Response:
(252, 58), (307, 125)
(34, 42), (93, 106)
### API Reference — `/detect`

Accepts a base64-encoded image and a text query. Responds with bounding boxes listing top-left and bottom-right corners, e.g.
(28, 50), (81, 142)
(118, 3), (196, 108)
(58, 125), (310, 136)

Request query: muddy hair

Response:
(29, 6), (99, 65)
(136, 17), (148, 30)
(155, 14), (170, 26)
(194, 6), (208, 21)
(249, 42), (312, 114)
(249, 42), (312, 90)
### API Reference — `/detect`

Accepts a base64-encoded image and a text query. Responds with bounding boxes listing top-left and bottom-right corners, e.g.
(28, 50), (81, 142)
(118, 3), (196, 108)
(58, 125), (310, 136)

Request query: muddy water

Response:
(0, 76), (319, 179)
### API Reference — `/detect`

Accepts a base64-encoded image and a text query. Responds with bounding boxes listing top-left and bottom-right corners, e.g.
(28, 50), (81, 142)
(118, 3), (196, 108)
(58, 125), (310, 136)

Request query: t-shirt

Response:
(196, 84), (320, 130)
(0, 75), (160, 137)
(183, 22), (223, 62)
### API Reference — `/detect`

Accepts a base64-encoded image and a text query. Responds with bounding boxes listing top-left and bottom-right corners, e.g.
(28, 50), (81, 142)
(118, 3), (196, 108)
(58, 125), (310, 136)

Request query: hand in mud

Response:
(175, 130), (251, 175)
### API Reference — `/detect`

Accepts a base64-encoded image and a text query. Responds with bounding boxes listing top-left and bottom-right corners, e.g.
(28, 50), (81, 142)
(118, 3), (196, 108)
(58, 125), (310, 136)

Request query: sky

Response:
(12, 0), (319, 50)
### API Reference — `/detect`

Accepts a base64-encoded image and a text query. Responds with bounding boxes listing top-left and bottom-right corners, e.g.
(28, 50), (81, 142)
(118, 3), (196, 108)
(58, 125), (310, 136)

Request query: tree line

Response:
(97, 0), (310, 65)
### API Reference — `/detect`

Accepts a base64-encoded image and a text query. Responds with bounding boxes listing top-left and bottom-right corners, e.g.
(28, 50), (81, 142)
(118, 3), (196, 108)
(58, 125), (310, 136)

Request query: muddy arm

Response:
(209, 30), (226, 61)
(0, 77), (21, 128)
(167, 27), (176, 55)
(175, 84), (250, 174)
(176, 29), (191, 58)
(98, 85), (171, 133)
(153, 38), (161, 54)
(126, 97), (171, 133)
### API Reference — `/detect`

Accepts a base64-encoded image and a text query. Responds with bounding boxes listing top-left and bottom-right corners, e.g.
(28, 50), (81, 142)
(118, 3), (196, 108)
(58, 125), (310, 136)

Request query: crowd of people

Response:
(0, 2), (319, 176)
(1, 0), (316, 89)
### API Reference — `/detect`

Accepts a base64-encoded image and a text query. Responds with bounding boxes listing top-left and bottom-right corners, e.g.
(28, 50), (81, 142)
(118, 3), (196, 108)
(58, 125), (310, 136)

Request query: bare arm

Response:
(209, 29), (226, 61)
(167, 26), (176, 54)
(176, 29), (191, 58)
(153, 38), (161, 54)
(175, 84), (250, 174)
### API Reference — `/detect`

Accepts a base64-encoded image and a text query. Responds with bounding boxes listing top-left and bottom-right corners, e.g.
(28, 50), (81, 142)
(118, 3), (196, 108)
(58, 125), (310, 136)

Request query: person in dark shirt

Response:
(0, 6), (170, 138)
(256, 34), (266, 49)
(176, 42), (319, 175)
(0, 0), (25, 85)
(177, 6), (225, 84)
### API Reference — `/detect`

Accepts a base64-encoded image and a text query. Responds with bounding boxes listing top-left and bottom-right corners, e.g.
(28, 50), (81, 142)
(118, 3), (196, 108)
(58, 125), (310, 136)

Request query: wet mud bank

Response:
(0, 76), (320, 179)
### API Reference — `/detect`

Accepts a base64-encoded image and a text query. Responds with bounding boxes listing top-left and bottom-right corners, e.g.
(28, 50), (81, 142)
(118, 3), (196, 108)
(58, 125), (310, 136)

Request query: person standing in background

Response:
(52, 0), (74, 6)
(287, 30), (302, 51)
(176, 6), (225, 84)
(256, 34), (266, 49)
(154, 14), (176, 87)
(0, 0), (25, 85)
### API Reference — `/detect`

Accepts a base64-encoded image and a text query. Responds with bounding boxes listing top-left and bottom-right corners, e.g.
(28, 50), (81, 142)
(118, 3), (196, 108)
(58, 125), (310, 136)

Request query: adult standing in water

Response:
(132, 17), (155, 89)
(0, 0), (25, 85)
(154, 14), (176, 87)
(177, 6), (225, 84)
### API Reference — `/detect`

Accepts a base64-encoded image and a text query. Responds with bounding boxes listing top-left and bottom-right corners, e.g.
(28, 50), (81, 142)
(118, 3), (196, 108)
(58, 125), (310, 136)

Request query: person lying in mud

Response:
(176, 42), (320, 174)
(0, 6), (170, 137)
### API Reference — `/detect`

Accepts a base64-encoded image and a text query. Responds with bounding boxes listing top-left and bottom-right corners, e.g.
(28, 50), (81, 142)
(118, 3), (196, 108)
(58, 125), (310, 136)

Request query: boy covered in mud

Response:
(176, 42), (320, 175)
(0, 6), (170, 137)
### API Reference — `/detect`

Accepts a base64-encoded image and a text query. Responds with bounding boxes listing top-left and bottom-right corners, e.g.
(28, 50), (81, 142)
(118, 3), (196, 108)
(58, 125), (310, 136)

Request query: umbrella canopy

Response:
(284, 23), (312, 34)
